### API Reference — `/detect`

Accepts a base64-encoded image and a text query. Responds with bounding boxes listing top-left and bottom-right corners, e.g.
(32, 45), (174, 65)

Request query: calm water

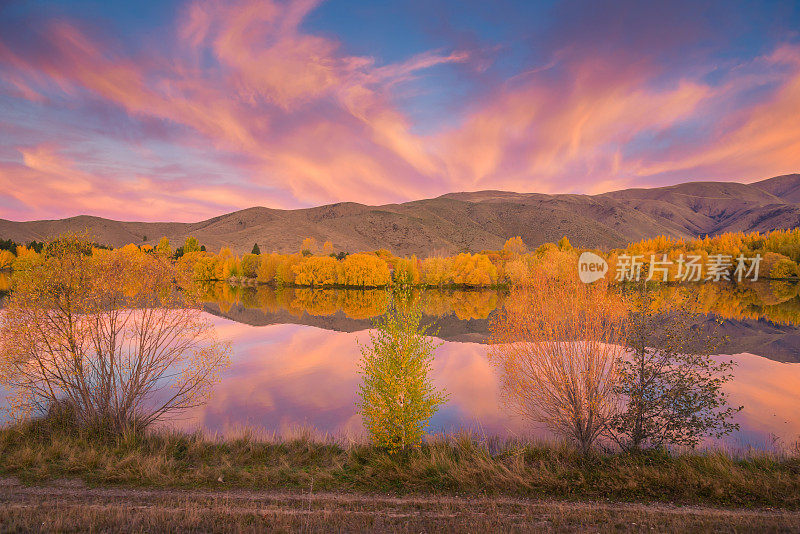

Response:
(171, 283), (800, 448)
(3, 279), (800, 448)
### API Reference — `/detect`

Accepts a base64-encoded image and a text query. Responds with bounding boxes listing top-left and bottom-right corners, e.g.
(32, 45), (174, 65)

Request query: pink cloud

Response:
(1, 0), (800, 222)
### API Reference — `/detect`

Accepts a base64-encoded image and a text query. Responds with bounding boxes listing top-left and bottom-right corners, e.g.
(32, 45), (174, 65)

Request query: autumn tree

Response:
(323, 240), (334, 255)
(357, 302), (447, 453)
(339, 253), (391, 287)
(503, 236), (527, 256)
(292, 256), (339, 286)
(490, 277), (625, 454)
(607, 284), (741, 451)
(394, 256), (421, 287)
(451, 253), (498, 286)
(420, 256), (452, 286)
(155, 236), (171, 256)
(241, 253), (261, 278)
(0, 236), (230, 432)
(0, 250), (14, 270)
(184, 236), (201, 253)
(257, 253), (281, 283)
(301, 237), (317, 256)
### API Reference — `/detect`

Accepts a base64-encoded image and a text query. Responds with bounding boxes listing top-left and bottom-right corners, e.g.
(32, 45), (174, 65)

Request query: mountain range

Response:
(3, 174), (800, 256)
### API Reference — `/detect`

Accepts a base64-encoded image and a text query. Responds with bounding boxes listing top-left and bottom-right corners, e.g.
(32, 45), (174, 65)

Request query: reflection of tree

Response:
(450, 291), (499, 320)
(338, 290), (388, 319)
(645, 282), (800, 326)
(292, 288), (338, 316)
(490, 280), (625, 454)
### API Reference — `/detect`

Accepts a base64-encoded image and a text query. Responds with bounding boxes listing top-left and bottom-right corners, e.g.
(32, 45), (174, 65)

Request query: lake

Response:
(162, 283), (800, 449)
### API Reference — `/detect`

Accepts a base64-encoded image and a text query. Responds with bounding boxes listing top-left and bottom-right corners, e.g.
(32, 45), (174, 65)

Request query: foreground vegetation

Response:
(2, 417), (799, 509)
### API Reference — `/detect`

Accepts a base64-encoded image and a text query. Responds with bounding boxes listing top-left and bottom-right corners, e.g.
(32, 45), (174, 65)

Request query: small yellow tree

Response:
(357, 302), (447, 453)
(301, 237), (318, 255)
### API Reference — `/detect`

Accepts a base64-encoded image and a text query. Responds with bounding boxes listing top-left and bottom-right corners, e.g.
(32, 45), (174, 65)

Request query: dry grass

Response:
(1, 483), (799, 533)
(1, 417), (799, 510)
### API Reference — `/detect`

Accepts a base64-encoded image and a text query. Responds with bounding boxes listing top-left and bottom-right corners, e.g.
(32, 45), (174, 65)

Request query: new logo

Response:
(578, 252), (608, 283)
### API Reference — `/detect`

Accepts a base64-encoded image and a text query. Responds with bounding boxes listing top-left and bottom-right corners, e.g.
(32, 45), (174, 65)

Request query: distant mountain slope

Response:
(3, 174), (800, 255)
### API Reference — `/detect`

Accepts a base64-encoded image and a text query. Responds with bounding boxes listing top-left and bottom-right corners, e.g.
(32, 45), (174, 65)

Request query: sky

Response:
(1, 0), (800, 222)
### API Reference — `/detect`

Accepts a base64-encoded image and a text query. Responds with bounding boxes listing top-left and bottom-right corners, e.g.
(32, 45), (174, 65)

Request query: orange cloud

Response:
(2, 0), (800, 221)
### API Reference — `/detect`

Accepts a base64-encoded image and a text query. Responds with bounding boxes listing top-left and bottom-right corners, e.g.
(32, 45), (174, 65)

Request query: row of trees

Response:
(0, 233), (746, 455)
(357, 278), (741, 455)
(489, 278), (740, 453)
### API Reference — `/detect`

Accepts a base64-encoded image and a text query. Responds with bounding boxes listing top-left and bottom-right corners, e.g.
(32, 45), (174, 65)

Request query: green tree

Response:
(155, 237), (171, 256)
(184, 236), (201, 253)
(251, 243), (261, 255)
(608, 284), (741, 451)
(357, 302), (447, 453)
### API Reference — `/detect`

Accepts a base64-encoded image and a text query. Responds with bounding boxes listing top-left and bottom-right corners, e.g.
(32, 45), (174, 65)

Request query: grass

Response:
(3, 485), (800, 532)
(1, 416), (799, 510)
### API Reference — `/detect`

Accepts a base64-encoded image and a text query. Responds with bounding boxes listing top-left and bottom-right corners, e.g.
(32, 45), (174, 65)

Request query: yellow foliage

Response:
(339, 253), (391, 287)
(0, 250), (15, 270)
(292, 256), (339, 286)
(394, 256), (421, 286)
(451, 253), (498, 286)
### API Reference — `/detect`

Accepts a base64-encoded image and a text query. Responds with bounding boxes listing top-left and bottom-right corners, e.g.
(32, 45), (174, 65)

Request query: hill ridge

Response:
(3, 175), (800, 255)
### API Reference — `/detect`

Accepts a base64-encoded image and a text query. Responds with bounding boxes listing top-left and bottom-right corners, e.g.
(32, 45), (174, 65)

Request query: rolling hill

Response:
(2, 174), (800, 256)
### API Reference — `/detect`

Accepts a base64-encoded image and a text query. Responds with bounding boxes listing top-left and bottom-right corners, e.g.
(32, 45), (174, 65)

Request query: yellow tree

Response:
(339, 253), (391, 287)
(292, 256), (339, 286)
(323, 240), (335, 255)
(184, 236), (201, 253)
(257, 253), (281, 283)
(155, 236), (172, 256)
(503, 236), (527, 256)
(394, 256), (421, 287)
(357, 302), (447, 453)
(489, 277), (625, 454)
(0, 235), (230, 431)
(301, 237), (318, 255)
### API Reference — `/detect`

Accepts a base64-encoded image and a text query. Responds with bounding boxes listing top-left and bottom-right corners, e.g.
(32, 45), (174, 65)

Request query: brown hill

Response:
(3, 174), (800, 255)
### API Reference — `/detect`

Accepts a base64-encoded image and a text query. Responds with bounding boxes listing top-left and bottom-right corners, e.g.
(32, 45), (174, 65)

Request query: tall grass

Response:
(1, 414), (798, 508)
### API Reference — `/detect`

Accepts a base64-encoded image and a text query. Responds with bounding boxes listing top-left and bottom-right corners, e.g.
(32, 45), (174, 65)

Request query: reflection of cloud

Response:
(2, 1), (800, 220)
(719, 353), (800, 446)
(170, 316), (800, 446)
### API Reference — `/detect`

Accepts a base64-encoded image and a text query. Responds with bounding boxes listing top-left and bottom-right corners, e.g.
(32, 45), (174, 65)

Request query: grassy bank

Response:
(1, 418), (799, 509)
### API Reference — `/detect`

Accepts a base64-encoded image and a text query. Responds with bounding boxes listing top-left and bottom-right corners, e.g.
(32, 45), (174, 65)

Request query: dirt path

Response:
(1, 478), (798, 532)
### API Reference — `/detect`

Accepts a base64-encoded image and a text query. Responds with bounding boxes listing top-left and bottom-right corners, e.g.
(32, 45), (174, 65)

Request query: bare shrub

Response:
(0, 235), (230, 432)
(489, 277), (625, 454)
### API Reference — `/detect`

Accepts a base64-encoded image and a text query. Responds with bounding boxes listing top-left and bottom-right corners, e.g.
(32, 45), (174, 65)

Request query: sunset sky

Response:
(2, 0), (800, 222)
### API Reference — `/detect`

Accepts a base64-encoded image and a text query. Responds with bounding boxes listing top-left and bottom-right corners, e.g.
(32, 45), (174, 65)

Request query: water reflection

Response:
(197, 280), (800, 326)
(198, 282), (800, 361)
(169, 318), (800, 448)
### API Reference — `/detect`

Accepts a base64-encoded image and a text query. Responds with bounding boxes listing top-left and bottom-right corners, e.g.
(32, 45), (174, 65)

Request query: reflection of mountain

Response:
(204, 303), (800, 363)
(711, 317), (800, 363)
(5, 174), (800, 255)
(203, 303), (494, 344)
